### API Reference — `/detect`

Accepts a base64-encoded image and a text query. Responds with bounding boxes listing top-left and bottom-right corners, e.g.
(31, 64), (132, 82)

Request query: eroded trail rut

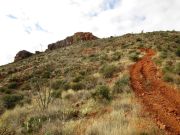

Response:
(130, 49), (180, 135)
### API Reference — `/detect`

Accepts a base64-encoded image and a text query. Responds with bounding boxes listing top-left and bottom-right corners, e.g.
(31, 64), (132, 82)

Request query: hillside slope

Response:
(0, 31), (179, 135)
(130, 48), (180, 134)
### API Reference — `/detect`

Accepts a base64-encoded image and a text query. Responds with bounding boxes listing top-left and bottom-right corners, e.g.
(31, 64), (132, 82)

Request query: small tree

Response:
(31, 79), (53, 111)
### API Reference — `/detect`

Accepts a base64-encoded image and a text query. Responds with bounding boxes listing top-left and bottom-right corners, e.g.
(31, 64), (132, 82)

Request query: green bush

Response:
(22, 115), (47, 133)
(136, 38), (142, 42)
(160, 51), (167, 59)
(175, 38), (180, 44)
(51, 90), (62, 98)
(21, 83), (31, 91)
(163, 73), (174, 82)
(42, 71), (51, 78)
(89, 54), (100, 62)
(0, 87), (6, 93)
(2, 94), (24, 109)
(71, 82), (85, 91)
(51, 79), (70, 90)
(0, 87), (11, 94)
(92, 85), (111, 101)
(73, 75), (84, 82)
(129, 52), (140, 61)
(7, 82), (18, 89)
(153, 58), (163, 66)
(100, 53), (109, 61)
(162, 65), (174, 73)
(82, 75), (98, 89)
(100, 64), (117, 78)
(113, 75), (131, 94)
(176, 48), (180, 57)
(111, 51), (122, 61)
(175, 63), (180, 75)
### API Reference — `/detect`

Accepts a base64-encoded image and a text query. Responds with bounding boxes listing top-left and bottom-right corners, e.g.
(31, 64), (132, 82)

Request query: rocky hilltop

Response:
(47, 32), (98, 51)
(14, 32), (98, 62)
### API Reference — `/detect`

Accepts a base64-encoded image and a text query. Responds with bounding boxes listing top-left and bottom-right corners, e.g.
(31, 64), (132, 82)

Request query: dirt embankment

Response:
(130, 48), (180, 135)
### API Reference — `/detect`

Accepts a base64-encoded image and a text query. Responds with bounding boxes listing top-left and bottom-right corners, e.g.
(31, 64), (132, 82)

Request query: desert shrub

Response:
(51, 79), (69, 90)
(82, 75), (98, 89)
(79, 70), (87, 76)
(175, 38), (180, 44)
(8, 74), (20, 82)
(7, 82), (18, 89)
(0, 87), (11, 94)
(136, 38), (142, 42)
(21, 83), (31, 91)
(92, 85), (112, 101)
(42, 70), (51, 78)
(153, 58), (163, 66)
(174, 63), (180, 75)
(111, 51), (122, 61)
(21, 96), (32, 105)
(160, 32), (169, 37)
(62, 90), (75, 100)
(89, 54), (99, 62)
(51, 90), (62, 98)
(0, 127), (15, 135)
(100, 53), (109, 61)
(22, 115), (47, 133)
(162, 65), (174, 73)
(41, 64), (54, 79)
(73, 75), (84, 82)
(129, 51), (140, 61)
(176, 48), (180, 57)
(51, 79), (66, 90)
(163, 73), (174, 82)
(100, 64), (117, 78)
(0, 87), (7, 93)
(71, 82), (85, 91)
(160, 51), (167, 59)
(2, 94), (24, 109)
(113, 75), (131, 94)
(63, 109), (80, 120)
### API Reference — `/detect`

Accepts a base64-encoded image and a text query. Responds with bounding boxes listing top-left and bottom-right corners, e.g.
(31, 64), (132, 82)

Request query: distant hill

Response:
(0, 31), (179, 135)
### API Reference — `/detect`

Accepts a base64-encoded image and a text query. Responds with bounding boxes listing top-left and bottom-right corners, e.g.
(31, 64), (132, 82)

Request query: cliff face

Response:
(47, 32), (98, 51)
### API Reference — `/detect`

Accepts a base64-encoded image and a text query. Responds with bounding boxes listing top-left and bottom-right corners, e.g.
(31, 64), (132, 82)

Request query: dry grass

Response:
(85, 93), (163, 135)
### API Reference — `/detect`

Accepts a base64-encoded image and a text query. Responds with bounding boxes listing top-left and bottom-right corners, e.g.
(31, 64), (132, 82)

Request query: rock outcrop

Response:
(47, 32), (98, 51)
(35, 51), (42, 54)
(14, 50), (33, 62)
(14, 32), (98, 62)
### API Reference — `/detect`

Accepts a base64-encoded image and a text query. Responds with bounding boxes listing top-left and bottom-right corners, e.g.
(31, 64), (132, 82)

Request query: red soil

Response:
(130, 48), (180, 135)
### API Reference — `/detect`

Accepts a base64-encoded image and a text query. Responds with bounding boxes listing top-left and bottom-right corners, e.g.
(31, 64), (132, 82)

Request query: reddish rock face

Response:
(73, 32), (97, 41)
(14, 50), (33, 62)
(47, 32), (98, 51)
(14, 32), (98, 62)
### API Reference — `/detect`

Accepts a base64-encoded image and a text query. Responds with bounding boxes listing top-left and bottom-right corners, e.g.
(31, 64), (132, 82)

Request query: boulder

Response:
(14, 50), (33, 62)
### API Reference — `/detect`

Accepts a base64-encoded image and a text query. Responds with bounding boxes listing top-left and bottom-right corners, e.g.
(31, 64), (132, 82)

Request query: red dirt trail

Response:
(130, 48), (180, 135)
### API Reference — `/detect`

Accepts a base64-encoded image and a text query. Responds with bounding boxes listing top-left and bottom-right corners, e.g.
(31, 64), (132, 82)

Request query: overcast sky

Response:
(0, 0), (180, 65)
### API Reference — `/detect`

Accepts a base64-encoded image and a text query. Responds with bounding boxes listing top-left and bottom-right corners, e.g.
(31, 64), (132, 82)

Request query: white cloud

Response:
(0, 0), (180, 65)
